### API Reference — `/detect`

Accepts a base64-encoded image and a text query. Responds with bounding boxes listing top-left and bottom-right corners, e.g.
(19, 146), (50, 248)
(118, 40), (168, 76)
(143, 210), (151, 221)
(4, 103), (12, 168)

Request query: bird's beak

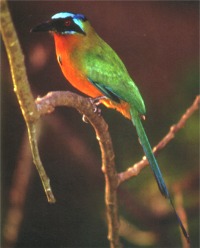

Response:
(31, 20), (54, 32)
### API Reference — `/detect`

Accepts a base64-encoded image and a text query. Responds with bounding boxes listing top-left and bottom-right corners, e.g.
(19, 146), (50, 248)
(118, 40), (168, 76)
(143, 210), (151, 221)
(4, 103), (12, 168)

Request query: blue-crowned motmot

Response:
(31, 12), (189, 242)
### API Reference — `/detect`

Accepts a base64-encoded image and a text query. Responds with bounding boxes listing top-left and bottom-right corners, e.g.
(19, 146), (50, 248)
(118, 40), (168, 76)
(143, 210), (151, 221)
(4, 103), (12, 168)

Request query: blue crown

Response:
(51, 12), (86, 21)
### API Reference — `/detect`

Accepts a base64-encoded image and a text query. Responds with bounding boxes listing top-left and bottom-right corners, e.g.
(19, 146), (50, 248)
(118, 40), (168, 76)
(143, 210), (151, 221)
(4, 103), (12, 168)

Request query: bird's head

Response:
(31, 12), (88, 36)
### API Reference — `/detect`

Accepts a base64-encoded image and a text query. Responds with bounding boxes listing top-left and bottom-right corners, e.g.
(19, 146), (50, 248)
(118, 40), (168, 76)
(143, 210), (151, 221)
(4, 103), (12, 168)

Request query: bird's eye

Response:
(64, 20), (71, 26)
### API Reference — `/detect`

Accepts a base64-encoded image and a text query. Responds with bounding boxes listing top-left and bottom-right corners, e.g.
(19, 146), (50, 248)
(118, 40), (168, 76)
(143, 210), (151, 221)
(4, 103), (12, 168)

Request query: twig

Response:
(118, 95), (200, 185)
(36, 91), (121, 248)
(0, 0), (55, 203)
(1, 1), (197, 245)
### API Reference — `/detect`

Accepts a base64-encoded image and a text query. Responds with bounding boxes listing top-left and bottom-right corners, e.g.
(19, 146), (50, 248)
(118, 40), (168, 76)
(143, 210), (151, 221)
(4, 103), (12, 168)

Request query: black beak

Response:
(30, 20), (54, 32)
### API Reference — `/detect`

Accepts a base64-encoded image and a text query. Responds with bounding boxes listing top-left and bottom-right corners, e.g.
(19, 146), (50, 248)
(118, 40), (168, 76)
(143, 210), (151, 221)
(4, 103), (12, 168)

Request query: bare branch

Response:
(36, 91), (121, 248)
(0, 0), (55, 203)
(118, 95), (199, 185)
(1, 0), (197, 245)
(0, 0), (38, 123)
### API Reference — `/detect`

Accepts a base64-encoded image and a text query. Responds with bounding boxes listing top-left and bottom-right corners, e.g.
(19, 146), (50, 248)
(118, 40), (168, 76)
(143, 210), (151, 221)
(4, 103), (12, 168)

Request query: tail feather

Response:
(130, 107), (190, 243)
(130, 108), (169, 198)
(170, 198), (190, 243)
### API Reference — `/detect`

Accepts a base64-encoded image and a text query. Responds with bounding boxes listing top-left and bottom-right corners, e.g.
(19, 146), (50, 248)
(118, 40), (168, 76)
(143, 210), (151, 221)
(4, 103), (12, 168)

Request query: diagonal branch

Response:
(118, 95), (199, 185)
(0, 0), (55, 203)
(1, 0), (197, 246)
(36, 91), (121, 248)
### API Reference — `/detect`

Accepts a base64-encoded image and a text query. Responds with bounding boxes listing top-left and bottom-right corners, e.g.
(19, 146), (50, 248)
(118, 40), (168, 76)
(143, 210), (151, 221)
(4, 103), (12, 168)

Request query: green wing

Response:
(83, 38), (146, 115)
(82, 34), (190, 243)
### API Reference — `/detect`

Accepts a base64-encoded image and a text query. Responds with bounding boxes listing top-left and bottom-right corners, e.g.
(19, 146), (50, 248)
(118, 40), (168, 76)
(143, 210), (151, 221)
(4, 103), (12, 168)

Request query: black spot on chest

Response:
(58, 55), (62, 65)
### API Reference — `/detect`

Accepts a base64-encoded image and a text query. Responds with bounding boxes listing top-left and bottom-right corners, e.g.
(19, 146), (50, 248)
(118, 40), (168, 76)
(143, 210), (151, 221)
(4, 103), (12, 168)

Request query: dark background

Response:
(1, 1), (199, 247)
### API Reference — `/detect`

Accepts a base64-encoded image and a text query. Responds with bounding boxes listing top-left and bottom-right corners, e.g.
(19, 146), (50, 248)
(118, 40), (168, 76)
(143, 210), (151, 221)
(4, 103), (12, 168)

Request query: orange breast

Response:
(53, 34), (131, 119)
(53, 34), (102, 98)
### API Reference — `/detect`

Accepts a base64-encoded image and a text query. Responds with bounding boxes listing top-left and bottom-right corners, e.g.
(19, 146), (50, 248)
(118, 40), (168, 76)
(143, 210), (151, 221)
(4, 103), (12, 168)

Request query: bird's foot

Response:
(82, 103), (101, 123)
(89, 96), (107, 116)
(90, 96), (106, 106)
(82, 96), (107, 123)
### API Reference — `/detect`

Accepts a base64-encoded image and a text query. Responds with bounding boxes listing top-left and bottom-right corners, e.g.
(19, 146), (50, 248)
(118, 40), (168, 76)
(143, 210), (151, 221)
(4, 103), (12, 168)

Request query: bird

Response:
(31, 12), (189, 242)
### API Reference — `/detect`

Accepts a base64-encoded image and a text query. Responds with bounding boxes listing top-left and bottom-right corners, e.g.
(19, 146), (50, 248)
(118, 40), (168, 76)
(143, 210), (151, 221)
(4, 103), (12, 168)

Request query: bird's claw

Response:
(94, 106), (102, 116)
(89, 96), (107, 116)
(82, 96), (106, 123)
(89, 96), (102, 106)
(82, 106), (101, 123)
(90, 102), (101, 116)
(82, 114), (89, 123)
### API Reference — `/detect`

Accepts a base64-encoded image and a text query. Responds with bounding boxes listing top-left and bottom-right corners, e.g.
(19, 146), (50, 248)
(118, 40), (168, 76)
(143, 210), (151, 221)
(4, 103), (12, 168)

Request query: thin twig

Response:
(0, 0), (55, 203)
(36, 91), (121, 248)
(118, 95), (199, 185)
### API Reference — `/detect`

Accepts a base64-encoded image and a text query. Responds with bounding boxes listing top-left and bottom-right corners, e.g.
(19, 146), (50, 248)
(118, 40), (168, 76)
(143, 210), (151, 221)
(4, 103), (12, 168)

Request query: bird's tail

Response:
(130, 107), (190, 243)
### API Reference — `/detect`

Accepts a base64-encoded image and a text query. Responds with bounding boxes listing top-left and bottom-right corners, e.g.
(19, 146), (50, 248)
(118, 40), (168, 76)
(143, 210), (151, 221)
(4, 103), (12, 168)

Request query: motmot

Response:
(31, 12), (189, 242)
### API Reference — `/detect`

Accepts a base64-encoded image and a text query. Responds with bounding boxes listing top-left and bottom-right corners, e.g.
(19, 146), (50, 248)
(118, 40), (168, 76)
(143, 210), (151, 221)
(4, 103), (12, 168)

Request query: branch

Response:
(36, 91), (121, 248)
(118, 95), (200, 185)
(0, 0), (55, 203)
(1, 1), (197, 245)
